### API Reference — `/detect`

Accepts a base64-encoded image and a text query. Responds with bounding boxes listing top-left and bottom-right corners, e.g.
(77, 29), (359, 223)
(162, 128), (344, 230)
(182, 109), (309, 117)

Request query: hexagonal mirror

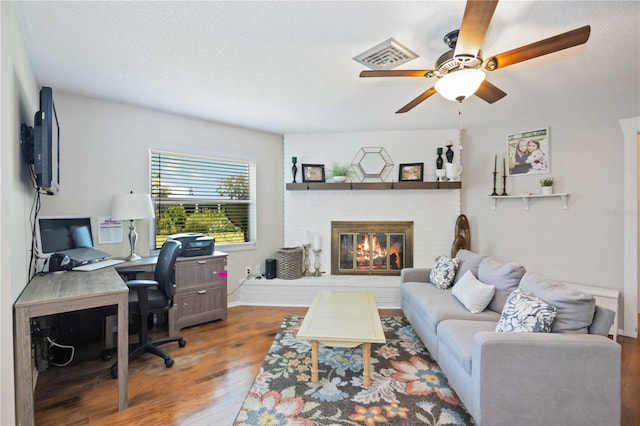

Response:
(351, 147), (394, 182)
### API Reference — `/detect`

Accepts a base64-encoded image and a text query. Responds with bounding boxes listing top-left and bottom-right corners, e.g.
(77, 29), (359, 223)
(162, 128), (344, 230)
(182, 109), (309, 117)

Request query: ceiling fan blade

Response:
(454, 0), (499, 58)
(396, 87), (438, 113)
(474, 80), (507, 103)
(360, 70), (433, 78)
(484, 25), (591, 71)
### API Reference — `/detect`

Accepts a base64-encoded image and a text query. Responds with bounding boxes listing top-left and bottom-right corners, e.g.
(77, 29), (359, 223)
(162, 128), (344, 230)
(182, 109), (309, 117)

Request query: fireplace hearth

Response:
(331, 221), (413, 276)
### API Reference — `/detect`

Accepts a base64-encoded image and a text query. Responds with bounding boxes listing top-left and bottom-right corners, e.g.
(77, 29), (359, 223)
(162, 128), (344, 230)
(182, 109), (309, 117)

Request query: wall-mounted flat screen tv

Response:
(21, 86), (60, 195)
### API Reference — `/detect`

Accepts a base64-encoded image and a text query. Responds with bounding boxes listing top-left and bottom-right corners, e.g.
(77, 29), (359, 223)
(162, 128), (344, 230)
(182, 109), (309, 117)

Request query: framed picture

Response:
(398, 163), (424, 182)
(507, 128), (550, 176)
(302, 164), (325, 182)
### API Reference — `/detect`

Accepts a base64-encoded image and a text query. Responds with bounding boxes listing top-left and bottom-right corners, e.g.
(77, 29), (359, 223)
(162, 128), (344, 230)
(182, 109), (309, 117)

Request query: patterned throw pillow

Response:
(429, 256), (459, 289)
(496, 288), (558, 333)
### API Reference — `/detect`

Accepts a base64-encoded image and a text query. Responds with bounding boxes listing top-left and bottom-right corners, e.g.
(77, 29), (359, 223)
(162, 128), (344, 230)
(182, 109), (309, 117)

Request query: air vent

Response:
(353, 38), (419, 70)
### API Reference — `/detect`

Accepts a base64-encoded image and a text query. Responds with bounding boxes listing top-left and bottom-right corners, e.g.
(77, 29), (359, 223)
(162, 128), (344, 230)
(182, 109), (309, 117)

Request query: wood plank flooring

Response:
(32, 306), (639, 425)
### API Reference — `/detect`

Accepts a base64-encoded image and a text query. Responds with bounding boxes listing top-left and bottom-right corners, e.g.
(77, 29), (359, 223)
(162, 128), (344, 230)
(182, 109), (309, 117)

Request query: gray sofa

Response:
(400, 249), (621, 426)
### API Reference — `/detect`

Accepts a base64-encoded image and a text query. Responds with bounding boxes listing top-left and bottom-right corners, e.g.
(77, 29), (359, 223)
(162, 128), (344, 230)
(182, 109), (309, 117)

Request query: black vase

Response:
(291, 161), (298, 183)
(436, 152), (444, 169)
(446, 145), (454, 163)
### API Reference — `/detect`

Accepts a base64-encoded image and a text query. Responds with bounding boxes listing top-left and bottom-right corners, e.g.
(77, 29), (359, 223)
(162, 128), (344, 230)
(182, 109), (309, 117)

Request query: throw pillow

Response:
(451, 271), (496, 313)
(519, 272), (595, 334)
(429, 256), (459, 289)
(496, 288), (558, 333)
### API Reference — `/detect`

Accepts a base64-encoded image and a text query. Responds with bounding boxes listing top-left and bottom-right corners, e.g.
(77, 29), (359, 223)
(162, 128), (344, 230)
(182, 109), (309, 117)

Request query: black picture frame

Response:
(398, 163), (424, 182)
(302, 164), (325, 182)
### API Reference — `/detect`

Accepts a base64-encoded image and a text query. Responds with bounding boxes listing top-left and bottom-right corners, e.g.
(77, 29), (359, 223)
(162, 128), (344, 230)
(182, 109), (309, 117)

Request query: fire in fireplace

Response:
(331, 221), (413, 275)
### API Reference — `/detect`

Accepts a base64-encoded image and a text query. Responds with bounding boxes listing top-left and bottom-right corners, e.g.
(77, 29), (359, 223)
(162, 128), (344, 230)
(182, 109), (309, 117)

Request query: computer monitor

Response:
(36, 216), (96, 256)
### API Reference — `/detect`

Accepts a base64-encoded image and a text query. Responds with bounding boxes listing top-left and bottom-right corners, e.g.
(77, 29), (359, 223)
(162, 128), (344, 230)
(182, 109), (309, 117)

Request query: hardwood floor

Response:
(32, 306), (639, 425)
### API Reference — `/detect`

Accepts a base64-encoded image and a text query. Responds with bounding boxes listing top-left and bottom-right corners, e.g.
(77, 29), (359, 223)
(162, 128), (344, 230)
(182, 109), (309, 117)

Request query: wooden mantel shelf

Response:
(286, 181), (461, 191)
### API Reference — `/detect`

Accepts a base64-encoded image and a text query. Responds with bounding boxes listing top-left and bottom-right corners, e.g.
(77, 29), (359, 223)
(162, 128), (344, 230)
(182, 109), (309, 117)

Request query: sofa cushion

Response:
(519, 272), (596, 334)
(401, 282), (501, 335)
(430, 256), (459, 289)
(437, 319), (498, 376)
(453, 249), (485, 284)
(496, 288), (557, 333)
(478, 257), (526, 313)
(451, 271), (495, 313)
(589, 306), (615, 336)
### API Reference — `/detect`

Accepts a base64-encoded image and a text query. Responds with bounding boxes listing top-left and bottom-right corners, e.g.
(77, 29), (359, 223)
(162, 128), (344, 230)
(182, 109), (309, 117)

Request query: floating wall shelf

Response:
(286, 182), (461, 191)
(489, 193), (570, 210)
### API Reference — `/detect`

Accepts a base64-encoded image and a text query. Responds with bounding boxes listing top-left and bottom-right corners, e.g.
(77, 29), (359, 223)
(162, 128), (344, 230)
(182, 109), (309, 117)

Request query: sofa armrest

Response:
(471, 332), (620, 426)
(400, 267), (431, 284)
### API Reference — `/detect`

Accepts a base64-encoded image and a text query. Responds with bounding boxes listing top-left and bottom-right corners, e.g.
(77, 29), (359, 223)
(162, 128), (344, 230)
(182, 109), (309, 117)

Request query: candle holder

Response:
(490, 171), (498, 196)
(302, 244), (312, 276)
(501, 174), (508, 196)
(291, 157), (298, 183)
(313, 249), (322, 277)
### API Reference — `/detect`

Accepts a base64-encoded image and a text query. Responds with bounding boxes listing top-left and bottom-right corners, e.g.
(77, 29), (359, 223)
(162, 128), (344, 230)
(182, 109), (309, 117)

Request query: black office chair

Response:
(103, 240), (186, 378)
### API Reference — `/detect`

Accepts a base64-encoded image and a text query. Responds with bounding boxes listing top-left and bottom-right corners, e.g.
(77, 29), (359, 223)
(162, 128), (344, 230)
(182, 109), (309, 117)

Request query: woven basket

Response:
(276, 246), (304, 279)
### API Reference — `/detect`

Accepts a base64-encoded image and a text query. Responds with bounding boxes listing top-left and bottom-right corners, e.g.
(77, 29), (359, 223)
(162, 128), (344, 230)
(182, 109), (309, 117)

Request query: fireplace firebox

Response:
(331, 221), (413, 276)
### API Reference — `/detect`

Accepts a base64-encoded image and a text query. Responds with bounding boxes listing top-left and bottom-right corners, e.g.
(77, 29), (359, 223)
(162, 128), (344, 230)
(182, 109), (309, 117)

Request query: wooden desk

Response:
(14, 268), (129, 426)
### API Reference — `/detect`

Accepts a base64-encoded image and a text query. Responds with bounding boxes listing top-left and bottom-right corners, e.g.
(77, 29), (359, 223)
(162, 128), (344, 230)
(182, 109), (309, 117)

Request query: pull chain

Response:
(458, 100), (463, 151)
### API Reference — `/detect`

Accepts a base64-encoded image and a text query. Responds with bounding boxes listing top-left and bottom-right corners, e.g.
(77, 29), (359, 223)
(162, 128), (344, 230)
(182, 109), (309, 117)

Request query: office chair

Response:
(102, 239), (186, 378)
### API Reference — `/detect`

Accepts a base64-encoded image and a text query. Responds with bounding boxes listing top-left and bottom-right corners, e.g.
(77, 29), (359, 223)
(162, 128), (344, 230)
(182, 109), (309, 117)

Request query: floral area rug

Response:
(234, 316), (474, 425)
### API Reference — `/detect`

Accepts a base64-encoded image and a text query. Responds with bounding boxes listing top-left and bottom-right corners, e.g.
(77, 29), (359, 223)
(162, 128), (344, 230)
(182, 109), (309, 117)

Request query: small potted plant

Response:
(540, 177), (554, 195)
(328, 163), (353, 183)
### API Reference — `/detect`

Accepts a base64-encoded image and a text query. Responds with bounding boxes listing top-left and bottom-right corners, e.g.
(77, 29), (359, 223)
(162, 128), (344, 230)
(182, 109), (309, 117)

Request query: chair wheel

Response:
(178, 339), (187, 347)
(165, 358), (174, 368)
(110, 366), (118, 379)
(101, 352), (113, 362)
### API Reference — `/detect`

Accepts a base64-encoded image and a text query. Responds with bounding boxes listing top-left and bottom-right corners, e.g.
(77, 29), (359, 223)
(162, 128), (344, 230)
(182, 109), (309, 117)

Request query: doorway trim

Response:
(621, 116), (639, 338)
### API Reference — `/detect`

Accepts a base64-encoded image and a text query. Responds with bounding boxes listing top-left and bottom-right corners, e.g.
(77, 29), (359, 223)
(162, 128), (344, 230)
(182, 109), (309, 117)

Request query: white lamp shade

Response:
(435, 68), (486, 101)
(111, 193), (155, 220)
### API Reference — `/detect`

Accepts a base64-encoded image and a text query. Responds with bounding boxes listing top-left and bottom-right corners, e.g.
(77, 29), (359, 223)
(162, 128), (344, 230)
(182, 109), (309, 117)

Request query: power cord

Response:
(47, 337), (75, 367)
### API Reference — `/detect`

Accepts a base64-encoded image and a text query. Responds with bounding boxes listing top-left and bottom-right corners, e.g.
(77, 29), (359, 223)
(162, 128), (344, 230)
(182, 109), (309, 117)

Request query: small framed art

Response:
(398, 163), (424, 182)
(507, 128), (550, 175)
(302, 164), (326, 182)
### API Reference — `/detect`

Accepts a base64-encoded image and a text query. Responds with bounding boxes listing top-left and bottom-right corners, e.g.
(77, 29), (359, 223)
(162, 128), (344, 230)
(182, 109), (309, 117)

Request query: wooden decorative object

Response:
(450, 214), (471, 257)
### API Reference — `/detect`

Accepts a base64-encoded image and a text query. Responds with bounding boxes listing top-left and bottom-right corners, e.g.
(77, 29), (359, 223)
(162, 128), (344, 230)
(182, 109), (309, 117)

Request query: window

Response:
(150, 150), (255, 250)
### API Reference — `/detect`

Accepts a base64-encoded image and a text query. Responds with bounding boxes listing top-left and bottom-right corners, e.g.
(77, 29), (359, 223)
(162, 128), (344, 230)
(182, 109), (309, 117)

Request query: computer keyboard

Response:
(72, 258), (124, 271)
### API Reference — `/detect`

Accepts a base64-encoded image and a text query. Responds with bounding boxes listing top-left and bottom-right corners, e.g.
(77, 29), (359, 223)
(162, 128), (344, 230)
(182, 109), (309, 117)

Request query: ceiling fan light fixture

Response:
(434, 68), (485, 101)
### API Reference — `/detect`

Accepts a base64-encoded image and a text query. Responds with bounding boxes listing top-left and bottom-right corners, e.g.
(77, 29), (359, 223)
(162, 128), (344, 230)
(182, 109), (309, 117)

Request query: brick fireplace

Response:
(331, 221), (413, 276)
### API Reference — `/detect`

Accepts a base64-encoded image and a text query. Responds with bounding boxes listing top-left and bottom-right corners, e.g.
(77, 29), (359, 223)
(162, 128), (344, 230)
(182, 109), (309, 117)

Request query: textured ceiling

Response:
(15, 1), (640, 135)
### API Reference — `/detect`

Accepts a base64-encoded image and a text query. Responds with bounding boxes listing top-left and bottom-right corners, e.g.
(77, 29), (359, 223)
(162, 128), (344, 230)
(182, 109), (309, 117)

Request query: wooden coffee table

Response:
(296, 291), (386, 386)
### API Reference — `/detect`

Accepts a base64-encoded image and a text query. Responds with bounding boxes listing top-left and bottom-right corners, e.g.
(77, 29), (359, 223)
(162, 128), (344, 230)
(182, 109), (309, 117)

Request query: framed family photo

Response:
(507, 128), (550, 176)
(398, 163), (424, 182)
(302, 164), (325, 182)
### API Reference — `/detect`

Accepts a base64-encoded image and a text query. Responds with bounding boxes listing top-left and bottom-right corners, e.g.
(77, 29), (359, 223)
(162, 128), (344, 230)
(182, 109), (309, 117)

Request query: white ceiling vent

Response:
(353, 38), (419, 70)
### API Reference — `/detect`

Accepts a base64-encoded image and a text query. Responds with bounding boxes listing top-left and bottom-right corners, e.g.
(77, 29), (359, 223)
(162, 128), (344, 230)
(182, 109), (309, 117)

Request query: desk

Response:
(14, 267), (129, 426)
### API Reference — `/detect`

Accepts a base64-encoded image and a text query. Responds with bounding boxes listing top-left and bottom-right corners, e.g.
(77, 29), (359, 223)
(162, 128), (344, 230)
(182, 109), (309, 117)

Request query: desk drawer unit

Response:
(170, 254), (228, 334)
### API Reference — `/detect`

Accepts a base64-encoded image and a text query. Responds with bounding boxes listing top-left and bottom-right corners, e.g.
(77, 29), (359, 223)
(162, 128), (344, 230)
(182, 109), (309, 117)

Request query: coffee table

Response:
(296, 291), (386, 386)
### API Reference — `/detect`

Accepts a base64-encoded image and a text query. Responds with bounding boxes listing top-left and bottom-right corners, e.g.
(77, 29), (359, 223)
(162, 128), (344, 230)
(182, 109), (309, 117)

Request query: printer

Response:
(167, 233), (215, 257)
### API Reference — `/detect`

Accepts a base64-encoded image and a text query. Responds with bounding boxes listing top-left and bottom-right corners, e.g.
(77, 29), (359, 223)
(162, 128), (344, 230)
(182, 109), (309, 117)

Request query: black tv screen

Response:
(33, 87), (60, 195)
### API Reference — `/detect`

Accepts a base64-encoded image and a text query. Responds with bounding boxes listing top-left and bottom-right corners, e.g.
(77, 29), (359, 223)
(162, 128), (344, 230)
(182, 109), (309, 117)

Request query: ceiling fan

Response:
(359, 0), (590, 113)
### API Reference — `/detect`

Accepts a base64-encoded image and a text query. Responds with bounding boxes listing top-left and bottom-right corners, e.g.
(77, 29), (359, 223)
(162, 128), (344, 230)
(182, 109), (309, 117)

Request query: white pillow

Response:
(451, 271), (496, 313)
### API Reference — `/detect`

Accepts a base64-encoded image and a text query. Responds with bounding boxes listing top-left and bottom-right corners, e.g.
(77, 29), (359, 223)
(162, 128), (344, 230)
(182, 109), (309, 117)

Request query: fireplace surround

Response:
(331, 221), (413, 276)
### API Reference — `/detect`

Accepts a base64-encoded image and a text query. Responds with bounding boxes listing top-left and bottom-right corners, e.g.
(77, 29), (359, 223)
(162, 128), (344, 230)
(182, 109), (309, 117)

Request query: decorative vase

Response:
(332, 176), (347, 183)
(291, 157), (298, 183)
(436, 148), (444, 170)
(446, 144), (454, 163)
(541, 186), (553, 195)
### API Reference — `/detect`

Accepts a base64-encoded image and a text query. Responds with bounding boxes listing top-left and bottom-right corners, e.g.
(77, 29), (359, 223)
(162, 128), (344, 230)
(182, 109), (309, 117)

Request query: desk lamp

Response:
(111, 191), (155, 261)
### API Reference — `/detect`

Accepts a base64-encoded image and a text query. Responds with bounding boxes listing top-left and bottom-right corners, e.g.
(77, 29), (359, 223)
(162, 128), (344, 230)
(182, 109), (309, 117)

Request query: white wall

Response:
(463, 93), (639, 336)
(1, 2), (40, 424)
(37, 92), (285, 303)
(284, 130), (461, 272)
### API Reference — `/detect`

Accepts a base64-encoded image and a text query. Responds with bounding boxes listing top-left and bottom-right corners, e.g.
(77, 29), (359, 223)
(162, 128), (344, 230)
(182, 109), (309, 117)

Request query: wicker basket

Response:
(276, 246), (304, 279)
